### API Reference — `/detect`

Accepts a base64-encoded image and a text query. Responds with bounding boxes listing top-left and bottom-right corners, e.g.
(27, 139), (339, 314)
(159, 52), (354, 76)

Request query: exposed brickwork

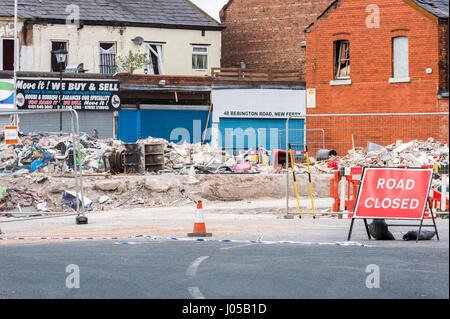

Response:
(220, 0), (335, 78)
(305, 0), (449, 156)
(438, 19), (449, 93)
(438, 98), (449, 144)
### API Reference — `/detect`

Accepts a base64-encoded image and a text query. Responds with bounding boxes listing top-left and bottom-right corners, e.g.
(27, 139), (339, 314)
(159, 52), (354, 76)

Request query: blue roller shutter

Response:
(118, 110), (140, 143)
(219, 118), (305, 155)
(139, 109), (211, 144)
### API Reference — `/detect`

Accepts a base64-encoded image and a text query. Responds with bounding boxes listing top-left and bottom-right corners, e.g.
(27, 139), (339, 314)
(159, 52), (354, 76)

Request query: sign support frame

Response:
(347, 167), (439, 242)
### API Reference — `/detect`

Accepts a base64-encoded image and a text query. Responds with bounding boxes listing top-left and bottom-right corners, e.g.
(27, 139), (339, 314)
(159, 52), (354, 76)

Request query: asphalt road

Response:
(0, 239), (448, 299)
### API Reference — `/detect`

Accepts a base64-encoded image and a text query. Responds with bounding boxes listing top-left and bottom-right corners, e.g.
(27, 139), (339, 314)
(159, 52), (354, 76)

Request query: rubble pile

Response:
(137, 137), (260, 174)
(296, 138), (449, 174)
(1, 132), (448, 177)
(0, 133), (119, 175)
(340, 138), (449, 167)
(0, 133), (447, 216)
(0, 187), (56, 213)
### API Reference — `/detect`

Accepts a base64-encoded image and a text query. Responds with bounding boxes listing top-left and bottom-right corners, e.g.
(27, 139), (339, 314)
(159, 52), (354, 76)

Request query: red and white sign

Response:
(4, 126), (19, 145)
(354, 168), (433, 220)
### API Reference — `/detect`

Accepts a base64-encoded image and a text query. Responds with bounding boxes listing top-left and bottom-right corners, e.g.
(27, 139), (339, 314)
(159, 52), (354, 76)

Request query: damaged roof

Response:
(0, 0), (223, 30)
(412, 0), (449, 18)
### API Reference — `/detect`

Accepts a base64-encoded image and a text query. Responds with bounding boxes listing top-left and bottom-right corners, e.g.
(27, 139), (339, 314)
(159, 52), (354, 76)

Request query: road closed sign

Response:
(354, 168), (433, 220)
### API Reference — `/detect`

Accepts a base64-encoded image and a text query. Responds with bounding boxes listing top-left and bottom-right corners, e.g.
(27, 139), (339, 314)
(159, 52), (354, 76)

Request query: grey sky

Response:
(190, 0), (229, 22)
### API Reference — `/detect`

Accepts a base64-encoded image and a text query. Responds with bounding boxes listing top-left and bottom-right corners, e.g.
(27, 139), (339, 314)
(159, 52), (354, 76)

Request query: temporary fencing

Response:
(285, 112), (449, 216)
(0, 109), (87, 224)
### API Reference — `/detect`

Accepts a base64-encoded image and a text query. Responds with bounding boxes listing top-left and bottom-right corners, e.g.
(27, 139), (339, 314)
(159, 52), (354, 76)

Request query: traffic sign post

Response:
(347, 167), (439, 242)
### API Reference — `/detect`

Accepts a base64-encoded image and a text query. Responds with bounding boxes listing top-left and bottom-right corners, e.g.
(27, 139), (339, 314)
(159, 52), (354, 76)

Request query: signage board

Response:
(15, 78), (121, 111)
(211, 89), (306, 122)
(353, 168), (433, 220)
(4, 125), (19, 145)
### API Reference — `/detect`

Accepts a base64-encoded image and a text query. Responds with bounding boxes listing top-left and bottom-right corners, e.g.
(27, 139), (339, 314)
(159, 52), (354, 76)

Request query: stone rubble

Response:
(0, 132), (448, 215)
(295, 138), (449, 174)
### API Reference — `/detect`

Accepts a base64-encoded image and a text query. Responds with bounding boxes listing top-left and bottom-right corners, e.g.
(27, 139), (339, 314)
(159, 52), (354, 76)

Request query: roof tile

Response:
(0, 0), (222, 28)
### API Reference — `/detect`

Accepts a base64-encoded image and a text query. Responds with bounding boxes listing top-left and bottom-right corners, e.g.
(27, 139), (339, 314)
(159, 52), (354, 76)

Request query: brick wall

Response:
(438, 98), (449, 145)
(438, 19), (449, 93)
(220, 0), (334, 77)
(305, 0), (448, 156)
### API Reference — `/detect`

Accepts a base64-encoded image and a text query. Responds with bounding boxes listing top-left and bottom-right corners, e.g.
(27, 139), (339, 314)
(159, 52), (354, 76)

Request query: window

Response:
(51, 41), (68, 72)
(146, 43), (164, 75)
(334, 40), (350, 79)
(99, 42), (116, 74)
(192, 46), (208, 70)
(0, 39), (15, 71)
(392, 36), (409, 79)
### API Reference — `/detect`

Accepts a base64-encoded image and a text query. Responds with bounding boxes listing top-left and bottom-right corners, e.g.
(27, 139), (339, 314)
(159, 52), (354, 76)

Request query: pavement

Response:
(0, 198), (447, 247)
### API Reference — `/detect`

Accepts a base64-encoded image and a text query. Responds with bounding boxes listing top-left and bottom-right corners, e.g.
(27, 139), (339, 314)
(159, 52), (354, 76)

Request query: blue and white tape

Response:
(0, 234), (371, 247)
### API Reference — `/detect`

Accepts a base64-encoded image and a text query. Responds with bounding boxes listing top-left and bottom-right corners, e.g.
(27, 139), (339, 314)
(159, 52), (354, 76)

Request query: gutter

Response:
(30, 17), (226, 31)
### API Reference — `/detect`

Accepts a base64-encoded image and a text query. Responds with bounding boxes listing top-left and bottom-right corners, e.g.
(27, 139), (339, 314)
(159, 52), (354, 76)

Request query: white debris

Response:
(393, 141), (414, 154)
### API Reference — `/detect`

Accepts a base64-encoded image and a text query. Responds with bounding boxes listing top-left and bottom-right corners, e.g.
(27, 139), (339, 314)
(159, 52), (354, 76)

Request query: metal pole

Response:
(73, 110), (86, 218)
(70, 111), (80, 216)
(59, 68), (63, 136)
(441, 174), (447, 212)
(305, 146), (316, 219)
(286, 117), (290, 216)
(428, 199), (440, 241)
(13, 0), (18, 126)
(289, 144), (302, 219)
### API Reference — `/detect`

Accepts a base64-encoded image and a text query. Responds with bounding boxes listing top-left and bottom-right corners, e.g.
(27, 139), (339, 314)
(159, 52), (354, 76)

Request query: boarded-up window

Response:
(393, 36), (409, 78)
(334, 40), (350, 79)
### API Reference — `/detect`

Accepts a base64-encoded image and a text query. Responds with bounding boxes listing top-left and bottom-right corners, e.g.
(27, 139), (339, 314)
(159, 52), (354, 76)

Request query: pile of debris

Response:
(340, 138), (448, 167)
(136, 137), (265, 174)
(296, 138), (449, 174)
(1, 132), (448, 177)
(0, 132), (120, 176)
(0, 187), (56, 213)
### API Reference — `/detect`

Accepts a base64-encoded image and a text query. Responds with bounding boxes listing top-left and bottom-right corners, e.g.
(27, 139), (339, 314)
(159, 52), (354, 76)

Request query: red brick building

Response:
(305, 0), (449, 155)
(219, 0), (335, 77)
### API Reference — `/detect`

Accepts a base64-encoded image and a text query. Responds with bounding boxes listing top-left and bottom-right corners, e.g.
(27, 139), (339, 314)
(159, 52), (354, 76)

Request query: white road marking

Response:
(186, 256), (209, 276)
(220, 243), (254, 250)
(186, 257), (209, 299)
(187, 287), (205, 299)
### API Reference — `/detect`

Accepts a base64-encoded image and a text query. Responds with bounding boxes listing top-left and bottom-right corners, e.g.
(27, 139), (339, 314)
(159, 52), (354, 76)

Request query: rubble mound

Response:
(299, 138), (449, 174)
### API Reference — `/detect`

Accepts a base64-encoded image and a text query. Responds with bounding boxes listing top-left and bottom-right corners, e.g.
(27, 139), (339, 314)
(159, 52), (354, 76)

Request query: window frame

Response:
(192, 45), (208, 71)
(50, 40), (69, 72)
(391, 36), (410, 82)
(146, 42), (165, 75)
(333, 40), (350, 80)
(99, 42), (117, 74)
(0, 38), (15, 71)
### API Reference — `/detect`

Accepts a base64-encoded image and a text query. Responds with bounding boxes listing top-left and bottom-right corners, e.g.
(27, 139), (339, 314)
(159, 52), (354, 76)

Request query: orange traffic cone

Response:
(188, 201), (212, 237)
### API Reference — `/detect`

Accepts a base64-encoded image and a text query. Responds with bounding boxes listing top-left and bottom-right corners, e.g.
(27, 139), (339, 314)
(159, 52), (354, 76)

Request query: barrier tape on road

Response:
(0, 234), (371, 247)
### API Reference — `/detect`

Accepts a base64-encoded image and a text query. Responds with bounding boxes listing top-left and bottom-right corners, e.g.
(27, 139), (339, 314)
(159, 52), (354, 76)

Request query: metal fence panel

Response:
(285, 112), (449, 215)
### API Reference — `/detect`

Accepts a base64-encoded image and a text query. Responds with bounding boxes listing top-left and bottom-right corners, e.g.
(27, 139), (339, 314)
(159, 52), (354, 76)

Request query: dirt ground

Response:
(0, 172), (332, 213)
